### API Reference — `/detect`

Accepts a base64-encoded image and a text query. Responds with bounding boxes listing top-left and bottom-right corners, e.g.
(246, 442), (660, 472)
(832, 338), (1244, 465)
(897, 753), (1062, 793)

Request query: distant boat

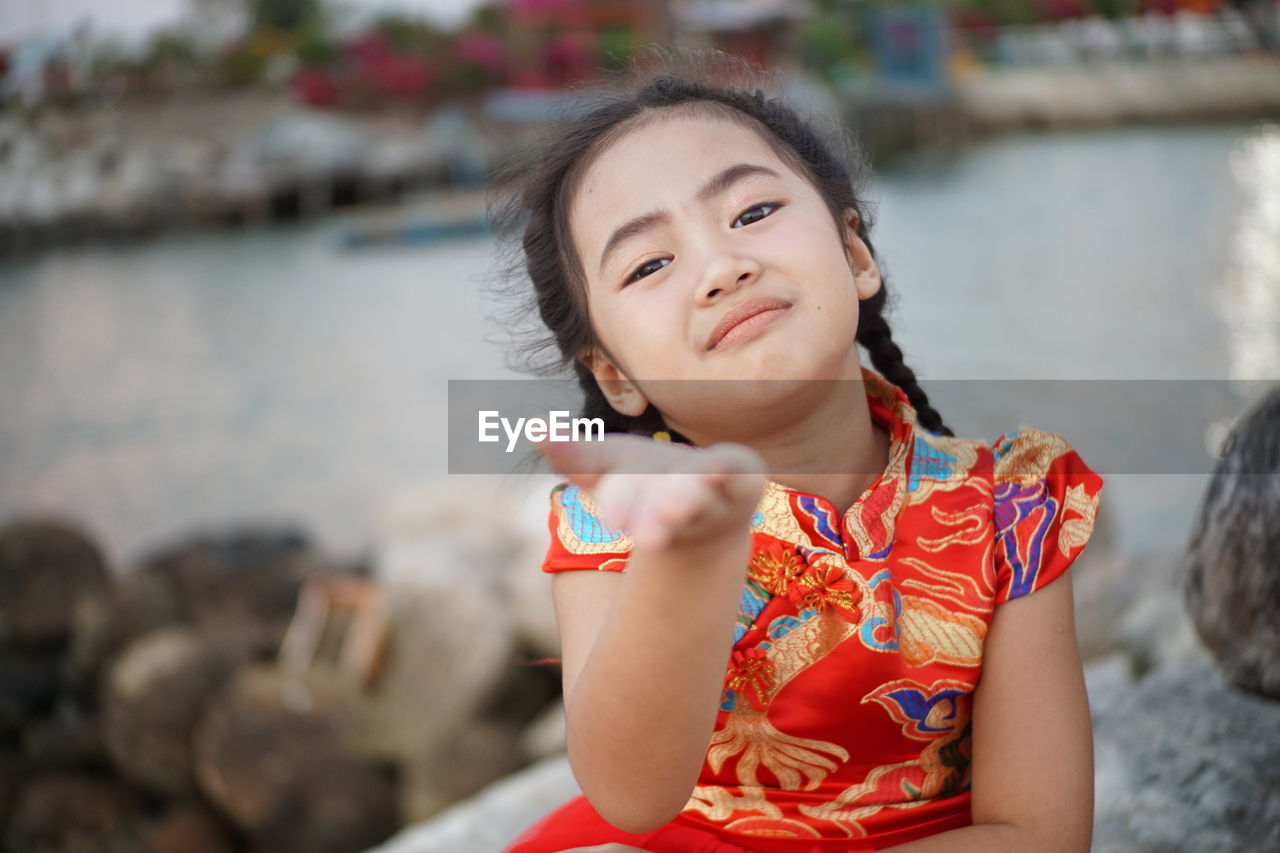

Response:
(337, 190), (489, 249)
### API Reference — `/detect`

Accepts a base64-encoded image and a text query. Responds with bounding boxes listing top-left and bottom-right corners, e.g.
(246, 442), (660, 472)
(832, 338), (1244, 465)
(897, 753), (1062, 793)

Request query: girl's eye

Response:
(733, 202), (780, 228)
(626, 257), (671, 284)
(619, 202), (778, 285)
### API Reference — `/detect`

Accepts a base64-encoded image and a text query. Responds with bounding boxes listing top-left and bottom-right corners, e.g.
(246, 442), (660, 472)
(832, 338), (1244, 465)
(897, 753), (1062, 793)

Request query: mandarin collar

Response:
(754, 367), (917, 563)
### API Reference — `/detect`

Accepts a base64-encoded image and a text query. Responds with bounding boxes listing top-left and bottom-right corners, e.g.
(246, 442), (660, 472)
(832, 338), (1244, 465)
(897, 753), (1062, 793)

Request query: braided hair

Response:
(489, 54), (951, 439)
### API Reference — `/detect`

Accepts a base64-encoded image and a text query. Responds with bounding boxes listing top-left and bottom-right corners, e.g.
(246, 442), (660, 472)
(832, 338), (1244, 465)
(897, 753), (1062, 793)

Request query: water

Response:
(2, 122), (1276, 570)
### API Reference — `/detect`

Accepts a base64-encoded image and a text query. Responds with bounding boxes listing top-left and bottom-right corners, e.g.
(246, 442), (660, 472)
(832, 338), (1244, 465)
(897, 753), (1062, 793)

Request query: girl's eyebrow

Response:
(597, 163), (782, 274)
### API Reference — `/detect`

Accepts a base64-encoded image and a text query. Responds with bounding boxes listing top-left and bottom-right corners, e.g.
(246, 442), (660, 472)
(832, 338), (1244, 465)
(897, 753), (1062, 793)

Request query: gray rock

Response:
(519, 700), (566, 762)
(1116, 587), (1212, 677)
(0, 517), (111, 648)
(1084, 652), (1134, 720)
(367, 754), (579, 853)
(1184, 385), (1280, 699)
(1092, 662), (1280, 853)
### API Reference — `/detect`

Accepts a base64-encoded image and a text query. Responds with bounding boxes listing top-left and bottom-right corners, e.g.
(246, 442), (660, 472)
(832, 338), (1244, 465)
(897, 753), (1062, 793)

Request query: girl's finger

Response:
(632, 472), (714, 551)
(593, 471), (653, 535)
(538, 434), (672, 488)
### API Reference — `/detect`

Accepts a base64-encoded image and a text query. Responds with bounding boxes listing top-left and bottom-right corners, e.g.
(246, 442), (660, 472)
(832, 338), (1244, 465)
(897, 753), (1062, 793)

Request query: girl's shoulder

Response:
(928, 426), (1103, 606)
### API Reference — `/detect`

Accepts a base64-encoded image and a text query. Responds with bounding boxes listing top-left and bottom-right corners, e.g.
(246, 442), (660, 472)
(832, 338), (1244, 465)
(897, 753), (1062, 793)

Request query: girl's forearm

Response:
(563, 529), (753, 833)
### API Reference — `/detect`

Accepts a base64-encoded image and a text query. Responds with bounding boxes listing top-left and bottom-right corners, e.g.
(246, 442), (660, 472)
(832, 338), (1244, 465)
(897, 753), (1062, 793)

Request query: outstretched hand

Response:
(538, 434), (766, 553)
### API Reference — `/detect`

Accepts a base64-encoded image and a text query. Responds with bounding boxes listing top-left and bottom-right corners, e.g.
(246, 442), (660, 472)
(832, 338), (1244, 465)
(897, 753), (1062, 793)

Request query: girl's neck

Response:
(748, 378), (891, 517)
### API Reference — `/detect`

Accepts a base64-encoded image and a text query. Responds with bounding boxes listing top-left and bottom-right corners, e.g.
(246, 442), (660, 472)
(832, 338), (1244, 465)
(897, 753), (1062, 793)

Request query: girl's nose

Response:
(696, 249), (762, 304)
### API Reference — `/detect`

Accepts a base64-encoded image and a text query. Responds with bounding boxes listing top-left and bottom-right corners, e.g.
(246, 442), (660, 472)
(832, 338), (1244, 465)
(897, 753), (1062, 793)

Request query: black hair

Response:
(488, 51), (951, 440)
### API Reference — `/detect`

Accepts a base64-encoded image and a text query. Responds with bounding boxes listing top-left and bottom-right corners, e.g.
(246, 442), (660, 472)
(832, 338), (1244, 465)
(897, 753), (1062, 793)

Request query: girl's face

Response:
(568, 111), (882, 440)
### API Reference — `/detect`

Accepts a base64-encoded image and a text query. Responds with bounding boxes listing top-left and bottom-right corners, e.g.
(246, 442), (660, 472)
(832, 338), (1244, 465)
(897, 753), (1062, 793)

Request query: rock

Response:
(1184, 385), (1280, 698)
(130, 528), (318, 649)
(252, 753), (399, 853)
(0, 647), (63, 737)
(506, 477), (564, 659)
(519, 699), (566, 762)
(4, 770), (151, 853)
(369, 481), (524, 761)
(64, 587), (128, 703)
(1092, 662), (1280, 853)
(20, 696), (106, 769)
(0, 746), (28, 829)
(192, 663), (379, 841)
(101, 627), (244, 797)
(1083, 652), (1134, 720)
(368, 754), (580, 853)
(139, 801), (238, 853)
(0, 517), (111, 648)
(1116, 587), (1212, 677)
(398, 720), (526, 824)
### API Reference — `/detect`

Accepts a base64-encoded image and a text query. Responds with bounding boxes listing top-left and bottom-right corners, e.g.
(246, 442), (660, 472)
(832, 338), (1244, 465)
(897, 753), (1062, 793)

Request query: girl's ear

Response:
(580, 348), (650, 418)
(842, 210), (882, 301)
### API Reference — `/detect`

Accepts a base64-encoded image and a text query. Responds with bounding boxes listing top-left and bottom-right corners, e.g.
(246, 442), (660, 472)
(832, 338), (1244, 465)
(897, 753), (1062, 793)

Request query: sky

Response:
(0, 0), (491, 47)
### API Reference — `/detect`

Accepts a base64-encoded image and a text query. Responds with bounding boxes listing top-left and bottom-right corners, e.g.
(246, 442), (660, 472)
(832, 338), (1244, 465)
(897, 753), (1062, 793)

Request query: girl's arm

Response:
(554, 531), (752, 832)
(878, 568), (1094, 853)
(542, 438), (766, 834)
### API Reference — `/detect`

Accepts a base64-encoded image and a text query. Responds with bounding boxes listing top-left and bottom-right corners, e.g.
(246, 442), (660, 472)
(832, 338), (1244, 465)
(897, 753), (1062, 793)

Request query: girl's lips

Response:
(711, 303), (788, 350)
(706, 296), (793, 350)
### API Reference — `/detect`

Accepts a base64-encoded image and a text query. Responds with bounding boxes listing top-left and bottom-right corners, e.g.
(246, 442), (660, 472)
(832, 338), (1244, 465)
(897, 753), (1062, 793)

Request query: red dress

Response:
(507, 369), (1103, 853)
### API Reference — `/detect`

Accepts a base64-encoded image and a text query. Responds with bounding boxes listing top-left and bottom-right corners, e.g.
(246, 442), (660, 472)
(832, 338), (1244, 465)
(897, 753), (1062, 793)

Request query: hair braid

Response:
(856, 289), (953, 437)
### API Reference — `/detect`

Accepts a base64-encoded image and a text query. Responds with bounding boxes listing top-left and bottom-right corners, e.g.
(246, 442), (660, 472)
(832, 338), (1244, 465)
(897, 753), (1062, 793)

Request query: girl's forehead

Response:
(570, 112), (798, 247)
(577, 113), (786, 200)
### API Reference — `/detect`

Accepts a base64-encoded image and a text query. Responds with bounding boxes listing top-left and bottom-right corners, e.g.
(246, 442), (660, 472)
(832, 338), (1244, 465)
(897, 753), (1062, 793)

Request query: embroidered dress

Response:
(507, 369), (1103, 853)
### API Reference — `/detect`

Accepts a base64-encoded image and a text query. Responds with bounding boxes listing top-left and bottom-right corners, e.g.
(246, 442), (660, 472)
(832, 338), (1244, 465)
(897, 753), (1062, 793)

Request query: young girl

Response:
(493, 64), (1101, 853)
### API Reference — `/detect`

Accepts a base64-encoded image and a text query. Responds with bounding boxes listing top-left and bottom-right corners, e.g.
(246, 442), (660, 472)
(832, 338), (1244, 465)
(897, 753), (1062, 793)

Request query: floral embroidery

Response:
(749, 541), (806, 597)
(790, 563), (862, 623)
(725, 648), (776, 711)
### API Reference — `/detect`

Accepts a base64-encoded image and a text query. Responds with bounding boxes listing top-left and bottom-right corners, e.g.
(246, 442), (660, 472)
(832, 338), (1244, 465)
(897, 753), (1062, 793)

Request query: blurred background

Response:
(1, 1), (1278, 852)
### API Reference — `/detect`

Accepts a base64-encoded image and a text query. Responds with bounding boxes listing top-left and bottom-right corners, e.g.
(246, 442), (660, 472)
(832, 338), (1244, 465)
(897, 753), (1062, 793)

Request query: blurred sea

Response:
(2, 121), (1277, 570)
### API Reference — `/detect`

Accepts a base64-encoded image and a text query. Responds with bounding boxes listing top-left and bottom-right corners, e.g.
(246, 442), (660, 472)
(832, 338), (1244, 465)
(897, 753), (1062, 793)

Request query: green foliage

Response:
(218, 28), (292, 86)
(374, 15), (446, 56)
(248, 0), (320, 32)
(148, 30), (202, 65)
(798, 3), (869, 85)
(597, 27), (635, 72)
(294, 24), (337, 67)
(466, 3), (507, 35)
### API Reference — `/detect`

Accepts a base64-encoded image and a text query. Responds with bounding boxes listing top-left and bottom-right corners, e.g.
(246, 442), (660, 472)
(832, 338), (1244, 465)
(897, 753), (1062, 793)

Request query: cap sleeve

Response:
(991, 428), (1103, 606)
(541, 482), (634, 574)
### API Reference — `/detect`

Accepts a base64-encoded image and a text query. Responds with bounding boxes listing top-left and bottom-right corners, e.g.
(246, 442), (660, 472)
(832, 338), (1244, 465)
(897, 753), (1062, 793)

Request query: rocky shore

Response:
(0, 475), (566, 853)
(2, 55), (1278, 255)
(4, 454), (1279, 852)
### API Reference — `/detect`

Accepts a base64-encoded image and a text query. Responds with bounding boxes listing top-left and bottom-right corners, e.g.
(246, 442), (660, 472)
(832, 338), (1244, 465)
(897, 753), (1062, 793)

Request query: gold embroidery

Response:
(753, 482), (813, 546)
(550, 488), (634, 556)
(916, 501), (991, 552)
(906, 435), (980, 506)
(707, 705), (849, 792)
(993, 428), (1072, 485)
(897, 556), (991, 617)
(683, 783), (782, 822)
(897, 596), (986, 668)
(799, 717), (972, 836)
(727, 815), (825, 838)
(1059, 483), (1099, 557)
